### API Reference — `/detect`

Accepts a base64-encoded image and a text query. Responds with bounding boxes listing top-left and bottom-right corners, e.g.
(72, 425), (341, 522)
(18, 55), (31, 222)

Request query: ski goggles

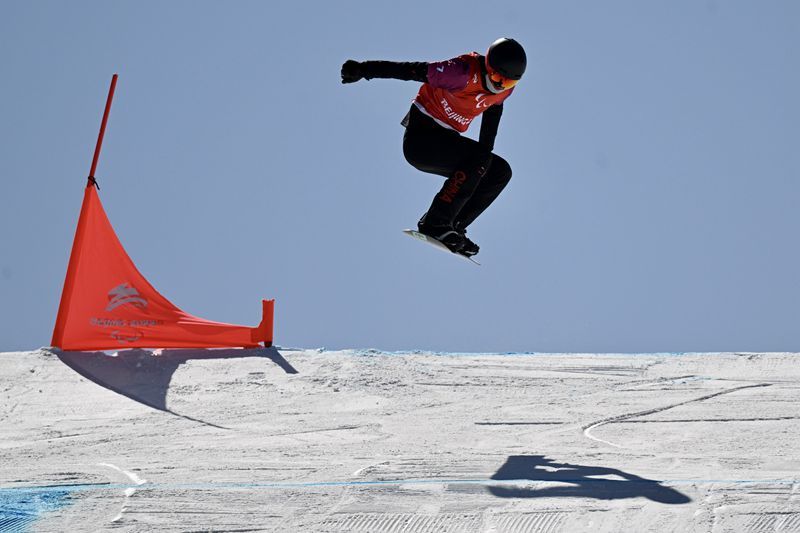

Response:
(486, 65), (520, 91)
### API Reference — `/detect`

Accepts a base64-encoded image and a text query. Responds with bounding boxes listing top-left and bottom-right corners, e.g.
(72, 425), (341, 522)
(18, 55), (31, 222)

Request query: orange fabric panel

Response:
(52, 185), (273, 351)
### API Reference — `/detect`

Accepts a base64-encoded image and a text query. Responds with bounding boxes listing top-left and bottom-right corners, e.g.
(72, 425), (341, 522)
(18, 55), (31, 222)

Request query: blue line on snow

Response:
(1, 477), (798, 496)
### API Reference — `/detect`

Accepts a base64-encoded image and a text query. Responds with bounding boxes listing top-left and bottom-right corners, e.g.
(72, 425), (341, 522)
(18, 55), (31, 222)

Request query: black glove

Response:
(341, 60), (364, 84)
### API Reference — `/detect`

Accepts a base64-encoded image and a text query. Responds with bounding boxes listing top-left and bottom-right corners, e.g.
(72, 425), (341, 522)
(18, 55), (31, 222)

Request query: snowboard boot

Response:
(454, 222), (479, 257)
(418, 217), (465, 253)
(458, 234), (480, 257)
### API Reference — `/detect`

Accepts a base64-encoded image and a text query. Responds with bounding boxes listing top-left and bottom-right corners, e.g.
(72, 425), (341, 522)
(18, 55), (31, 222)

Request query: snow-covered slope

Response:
(1, 349), (799, 532)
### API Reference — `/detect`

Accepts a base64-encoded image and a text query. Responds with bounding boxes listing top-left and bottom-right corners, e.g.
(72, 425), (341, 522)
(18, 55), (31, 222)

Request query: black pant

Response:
(402, 105), (512, 231)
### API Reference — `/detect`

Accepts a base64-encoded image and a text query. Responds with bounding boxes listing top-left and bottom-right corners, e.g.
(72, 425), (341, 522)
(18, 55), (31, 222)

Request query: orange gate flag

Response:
(52, 184), (274, 351)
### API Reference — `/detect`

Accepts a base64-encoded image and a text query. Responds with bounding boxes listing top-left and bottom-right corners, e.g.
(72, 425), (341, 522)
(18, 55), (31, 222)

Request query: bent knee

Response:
(402, 136), (420, 168)
(491, 155), (512, 183)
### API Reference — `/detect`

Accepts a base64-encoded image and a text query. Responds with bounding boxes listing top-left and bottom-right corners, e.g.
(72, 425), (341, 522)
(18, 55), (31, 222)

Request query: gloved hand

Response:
(341, 60), (364, 84)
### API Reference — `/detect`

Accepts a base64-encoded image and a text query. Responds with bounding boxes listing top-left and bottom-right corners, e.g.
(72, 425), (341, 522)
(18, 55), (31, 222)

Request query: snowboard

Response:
(402, 229), (480, 265)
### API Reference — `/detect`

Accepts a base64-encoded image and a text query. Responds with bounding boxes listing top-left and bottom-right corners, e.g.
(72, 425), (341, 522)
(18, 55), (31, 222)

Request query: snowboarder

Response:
(341, 38), (526, 257)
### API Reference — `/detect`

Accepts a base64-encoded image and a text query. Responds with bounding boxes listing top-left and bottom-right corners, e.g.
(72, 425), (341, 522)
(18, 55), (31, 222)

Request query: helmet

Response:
(485, 38), (526, 91)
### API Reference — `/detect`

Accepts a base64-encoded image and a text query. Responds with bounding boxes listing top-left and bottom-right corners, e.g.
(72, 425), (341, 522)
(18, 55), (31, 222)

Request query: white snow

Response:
(1, 348), (799, 532)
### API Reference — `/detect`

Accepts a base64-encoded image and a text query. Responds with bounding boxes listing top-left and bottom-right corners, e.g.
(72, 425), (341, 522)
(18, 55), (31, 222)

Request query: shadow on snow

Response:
(489, 455), (691, 504)
(50, 346), (297, 429)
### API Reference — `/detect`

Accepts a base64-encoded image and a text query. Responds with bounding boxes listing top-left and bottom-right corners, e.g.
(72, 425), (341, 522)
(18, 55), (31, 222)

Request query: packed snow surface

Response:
(1, 348), (799, 532)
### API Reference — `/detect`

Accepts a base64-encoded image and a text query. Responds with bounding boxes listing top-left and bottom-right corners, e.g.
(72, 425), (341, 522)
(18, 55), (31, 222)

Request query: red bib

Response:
(414, 52), (513, 132)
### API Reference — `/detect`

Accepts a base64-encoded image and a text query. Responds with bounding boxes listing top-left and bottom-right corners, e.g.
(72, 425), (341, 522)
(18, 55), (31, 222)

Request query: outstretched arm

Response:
(341, 57), (470, 91)
(341, 60), (428, 84)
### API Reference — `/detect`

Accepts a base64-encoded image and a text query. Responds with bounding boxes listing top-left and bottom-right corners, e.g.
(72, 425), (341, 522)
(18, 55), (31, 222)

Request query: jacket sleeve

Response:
(479, 104), (503, 152)
(359, 61), (429, 82)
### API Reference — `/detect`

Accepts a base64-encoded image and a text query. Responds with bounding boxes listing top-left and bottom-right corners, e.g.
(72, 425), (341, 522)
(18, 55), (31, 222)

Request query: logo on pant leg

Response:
(440, 171), (467, 203)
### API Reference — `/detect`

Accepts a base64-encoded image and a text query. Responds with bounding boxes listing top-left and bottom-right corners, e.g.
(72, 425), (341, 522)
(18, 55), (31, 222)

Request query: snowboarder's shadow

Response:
(52, 346), (297, 429)
(489, 455), (691, 504)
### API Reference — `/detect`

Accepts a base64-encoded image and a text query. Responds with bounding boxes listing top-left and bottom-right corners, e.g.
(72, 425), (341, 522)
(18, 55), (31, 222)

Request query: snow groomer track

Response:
(1, 349), (799, 532)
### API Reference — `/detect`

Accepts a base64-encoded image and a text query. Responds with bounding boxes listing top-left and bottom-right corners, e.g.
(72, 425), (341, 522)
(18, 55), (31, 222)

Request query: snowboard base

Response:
(402, 229), (480, 265)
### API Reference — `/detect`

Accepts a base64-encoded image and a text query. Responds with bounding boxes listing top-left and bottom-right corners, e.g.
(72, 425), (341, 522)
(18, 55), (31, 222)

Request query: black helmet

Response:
(486, 38), (527, 81)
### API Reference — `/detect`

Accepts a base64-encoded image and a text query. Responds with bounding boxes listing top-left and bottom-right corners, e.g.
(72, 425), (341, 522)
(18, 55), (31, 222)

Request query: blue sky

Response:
(1, 1), (798, 353)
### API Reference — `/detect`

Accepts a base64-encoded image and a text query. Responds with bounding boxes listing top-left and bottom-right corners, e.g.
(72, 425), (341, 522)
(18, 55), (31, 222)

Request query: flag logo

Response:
(106, 283), (148, 311)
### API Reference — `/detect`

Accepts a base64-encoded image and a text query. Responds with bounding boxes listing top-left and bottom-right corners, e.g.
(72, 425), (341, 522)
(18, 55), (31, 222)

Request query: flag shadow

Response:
(488, 455), (691, 504)
(51, 346), (297, 429)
